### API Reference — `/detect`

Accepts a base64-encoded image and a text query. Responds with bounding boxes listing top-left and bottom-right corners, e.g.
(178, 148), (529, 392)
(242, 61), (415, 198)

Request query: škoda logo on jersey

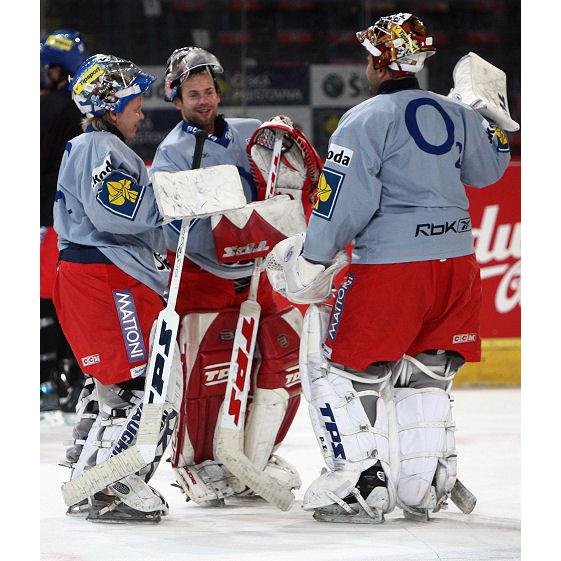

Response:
(326, 143), (354, 167)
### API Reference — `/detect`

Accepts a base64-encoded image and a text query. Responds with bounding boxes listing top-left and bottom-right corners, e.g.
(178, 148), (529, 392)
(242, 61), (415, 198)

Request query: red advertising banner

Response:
(468, 161), (521, 338)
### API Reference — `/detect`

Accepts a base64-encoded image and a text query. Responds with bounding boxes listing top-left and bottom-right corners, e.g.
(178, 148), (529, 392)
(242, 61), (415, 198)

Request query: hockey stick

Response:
(62, 130), (210, 507)
(214, 129), (295, 511)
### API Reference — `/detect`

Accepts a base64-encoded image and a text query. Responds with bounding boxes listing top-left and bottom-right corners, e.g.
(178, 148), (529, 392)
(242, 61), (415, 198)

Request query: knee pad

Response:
(300, 304), (395, 491)
(244, 307), (302, 471)
(391, 352), (462, 510)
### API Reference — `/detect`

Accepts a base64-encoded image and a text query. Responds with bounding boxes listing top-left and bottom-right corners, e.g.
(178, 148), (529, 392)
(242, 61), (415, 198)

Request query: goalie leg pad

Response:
(172, 309), (249, 468)
(392, 352), (461, 513)
(245, 308), (302, 466)
(300, 305), (396, 520)
(171, 310), (254, 504)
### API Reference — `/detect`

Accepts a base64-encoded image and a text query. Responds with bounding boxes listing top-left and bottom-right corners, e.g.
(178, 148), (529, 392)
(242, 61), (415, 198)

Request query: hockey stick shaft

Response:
(215, 129), (295, 510)
(62, 130), (208, 507)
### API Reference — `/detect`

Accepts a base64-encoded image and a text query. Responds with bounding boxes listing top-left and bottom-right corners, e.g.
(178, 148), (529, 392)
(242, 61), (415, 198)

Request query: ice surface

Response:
(40, 388), (520, 561)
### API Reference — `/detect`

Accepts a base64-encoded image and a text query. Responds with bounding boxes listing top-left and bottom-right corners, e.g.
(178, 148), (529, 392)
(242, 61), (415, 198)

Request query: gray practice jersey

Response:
(54, 128), (170, 296)
(150, 117), (260, 279)
(303, 82), (511, 264)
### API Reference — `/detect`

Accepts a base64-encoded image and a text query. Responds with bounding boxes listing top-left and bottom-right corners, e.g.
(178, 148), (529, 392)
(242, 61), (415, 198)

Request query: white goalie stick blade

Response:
(62, 130), (211, 506)
(450, 478), (477, 514)
(152, 164), (247, 221)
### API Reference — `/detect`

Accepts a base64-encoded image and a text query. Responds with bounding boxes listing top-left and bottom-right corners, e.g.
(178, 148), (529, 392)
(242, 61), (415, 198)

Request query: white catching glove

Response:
(448, 51), (520, 132)
(265, 233), (349, 304)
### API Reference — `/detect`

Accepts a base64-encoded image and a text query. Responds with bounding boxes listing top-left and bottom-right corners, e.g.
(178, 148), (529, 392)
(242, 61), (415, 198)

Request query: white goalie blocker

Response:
(448, 51), (520, 132)
(61, 164), (247, 508)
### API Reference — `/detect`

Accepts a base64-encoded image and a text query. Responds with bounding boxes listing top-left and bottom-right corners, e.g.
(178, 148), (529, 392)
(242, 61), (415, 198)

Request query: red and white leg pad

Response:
(243, 307), (303, 490)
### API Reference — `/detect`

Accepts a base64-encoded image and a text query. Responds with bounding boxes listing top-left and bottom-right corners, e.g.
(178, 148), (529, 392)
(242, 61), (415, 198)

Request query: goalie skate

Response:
(86, 491), (168, 524)
(311, 465), (389, 525)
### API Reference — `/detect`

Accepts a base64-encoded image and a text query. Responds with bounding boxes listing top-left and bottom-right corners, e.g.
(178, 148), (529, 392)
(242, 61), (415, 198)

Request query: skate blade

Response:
(313, 506), (384, 524)
(403, 508), (431, 522)
(451, 479), (477, 514)
(66, 499), (90, 517)
(86, 510), (162, 524)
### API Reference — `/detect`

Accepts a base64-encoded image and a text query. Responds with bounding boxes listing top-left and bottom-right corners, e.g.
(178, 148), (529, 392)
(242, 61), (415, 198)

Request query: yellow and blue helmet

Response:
(70, 54), (156, 117)
(40, 29), (89, 76)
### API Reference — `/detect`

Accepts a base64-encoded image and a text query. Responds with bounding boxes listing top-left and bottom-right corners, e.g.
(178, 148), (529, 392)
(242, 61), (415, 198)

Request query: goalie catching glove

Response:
(448, 51), (519, 132)
(265, 233), (349, 304)
(247, 115), (323, 210)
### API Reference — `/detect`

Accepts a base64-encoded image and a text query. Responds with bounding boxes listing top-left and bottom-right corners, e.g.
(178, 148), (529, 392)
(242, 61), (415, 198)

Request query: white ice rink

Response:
(40, 388), (521, 561)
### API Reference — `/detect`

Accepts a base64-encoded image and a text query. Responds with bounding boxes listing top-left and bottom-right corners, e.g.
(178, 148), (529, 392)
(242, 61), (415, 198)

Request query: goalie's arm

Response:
(459, 109), (511, 188)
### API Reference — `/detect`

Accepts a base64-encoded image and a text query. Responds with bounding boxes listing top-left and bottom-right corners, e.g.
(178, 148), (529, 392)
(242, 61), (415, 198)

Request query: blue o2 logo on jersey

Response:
(313, 167), (345, 221)
(96, 170), (145, 220)
(405, 98), (455, 155)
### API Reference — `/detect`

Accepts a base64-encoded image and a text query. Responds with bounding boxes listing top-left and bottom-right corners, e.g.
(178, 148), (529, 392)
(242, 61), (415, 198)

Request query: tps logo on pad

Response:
(313, 168), (344, 221)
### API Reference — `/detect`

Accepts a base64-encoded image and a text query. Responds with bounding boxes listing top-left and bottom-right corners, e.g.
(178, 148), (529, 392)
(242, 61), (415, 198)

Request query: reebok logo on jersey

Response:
(326, 143), (354, 167)
(313, 168), (344, 221)
(453, 333), (477, 344)
(415, 217), (471, 237)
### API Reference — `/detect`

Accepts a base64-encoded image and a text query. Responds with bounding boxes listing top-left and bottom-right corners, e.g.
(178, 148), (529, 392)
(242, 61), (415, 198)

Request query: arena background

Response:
(40, 0), (522, 386)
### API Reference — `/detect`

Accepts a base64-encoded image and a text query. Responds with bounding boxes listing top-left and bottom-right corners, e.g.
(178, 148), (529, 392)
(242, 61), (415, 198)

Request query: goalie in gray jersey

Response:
(266, 12), (515, 523)
(53, 54), (214, 523)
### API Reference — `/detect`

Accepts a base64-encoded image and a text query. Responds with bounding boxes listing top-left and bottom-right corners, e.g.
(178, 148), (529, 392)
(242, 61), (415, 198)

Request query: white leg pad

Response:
(244, 387), (289, 470)
(394, 387), (456, 508)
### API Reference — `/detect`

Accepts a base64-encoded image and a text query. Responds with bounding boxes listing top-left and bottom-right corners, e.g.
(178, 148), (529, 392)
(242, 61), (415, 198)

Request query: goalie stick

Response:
(214, 128), (295, 511)
(62, 130), (210, 507)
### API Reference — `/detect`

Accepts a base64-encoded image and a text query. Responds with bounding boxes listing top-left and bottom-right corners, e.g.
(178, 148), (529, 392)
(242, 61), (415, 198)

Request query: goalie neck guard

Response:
(356, 13), (435, 74)
(246, 117), (322, 212)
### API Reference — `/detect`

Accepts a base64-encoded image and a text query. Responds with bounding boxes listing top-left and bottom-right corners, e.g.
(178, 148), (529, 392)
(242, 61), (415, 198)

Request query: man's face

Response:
(112, 96), (144, 141)
(174, 71), (220, 133)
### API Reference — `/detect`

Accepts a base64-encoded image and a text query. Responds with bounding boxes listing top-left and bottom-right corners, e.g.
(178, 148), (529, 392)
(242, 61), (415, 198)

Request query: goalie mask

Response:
(164, 47), (224, 102)
(356, 13), (435, 74)
(70, 54), (155, 117)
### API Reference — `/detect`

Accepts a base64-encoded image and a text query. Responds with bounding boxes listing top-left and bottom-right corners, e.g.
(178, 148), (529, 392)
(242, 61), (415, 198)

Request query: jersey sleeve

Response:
(303, 109), (385, 263)
(82, 135), (163, 234)
(460, 108), (511, 188)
